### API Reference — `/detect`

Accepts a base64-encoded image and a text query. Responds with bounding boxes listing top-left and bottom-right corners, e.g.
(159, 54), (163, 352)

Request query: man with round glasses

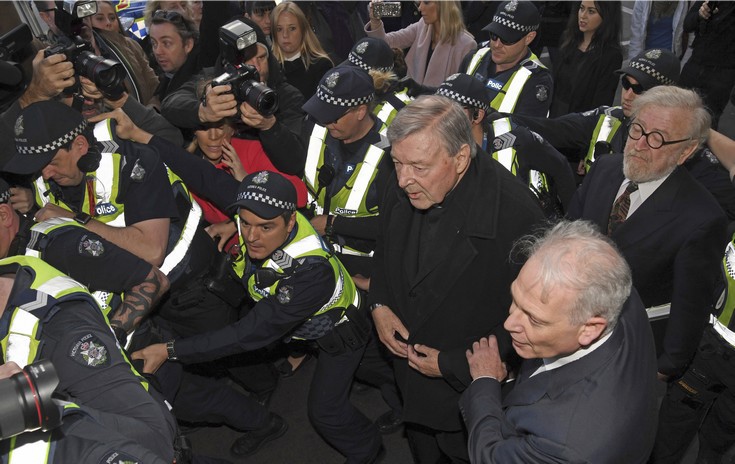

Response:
(460, 0), (552, 117)
(567, 86), (728, 461)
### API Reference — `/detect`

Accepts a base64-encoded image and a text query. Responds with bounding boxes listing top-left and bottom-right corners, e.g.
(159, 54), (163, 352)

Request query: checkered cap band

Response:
(16, 120), (88, 155)
(237, 190), (295, 211)
(437, 88), (490, 113)
(629, 61), (675, 86)
(348, 52), (392, 73)
(316, 87), (374, 108)
(0, 189), (9, 204)
(492, 15), (539, 33)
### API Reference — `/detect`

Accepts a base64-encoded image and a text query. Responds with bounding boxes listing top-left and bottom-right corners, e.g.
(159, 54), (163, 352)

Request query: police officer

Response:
(0, 255), (176, 463)
(0, 175), (168, 344)
(133, 171), (384, 464)
(3, 100), (207, 284)
(436, 73), (575, 215)
(299, 65), (393, 278)
(460, 0), (553, 117)
(343, 37), (413, 131)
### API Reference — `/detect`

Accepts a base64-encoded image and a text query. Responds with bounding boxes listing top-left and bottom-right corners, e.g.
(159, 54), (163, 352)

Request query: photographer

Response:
(0, 256), (176, 462)
(161, 17), (306, 176)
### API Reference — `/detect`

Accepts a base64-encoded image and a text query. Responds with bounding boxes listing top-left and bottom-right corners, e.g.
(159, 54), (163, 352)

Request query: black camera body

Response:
(214, 19), (278, 117)
(44, 36), (125, 100)
(211, 63), (278, 117)
(0, 360), (61, 441)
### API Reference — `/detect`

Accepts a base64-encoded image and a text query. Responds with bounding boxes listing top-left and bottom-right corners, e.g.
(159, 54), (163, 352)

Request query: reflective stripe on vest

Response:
(376, 90), (412, 135)
(466, 47), (492, 76)
(491, 118), (515, 173)
(495, 67), (532, 113)
(304, 124), (386, 220)
(160, 166), (202, 277)
(305, 125), (329, 215)
(584, 110), (622, 172)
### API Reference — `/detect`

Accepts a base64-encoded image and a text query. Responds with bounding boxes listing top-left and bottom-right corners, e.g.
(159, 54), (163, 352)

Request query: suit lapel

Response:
(612, 167), (684, 246)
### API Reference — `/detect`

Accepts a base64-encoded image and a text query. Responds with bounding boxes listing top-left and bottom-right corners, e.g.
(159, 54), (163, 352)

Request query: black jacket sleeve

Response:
(258, 82), (307, 175)
(149, 135), (240, 213)
(160, 70), (211, 130)
(122, 96), (183, 147)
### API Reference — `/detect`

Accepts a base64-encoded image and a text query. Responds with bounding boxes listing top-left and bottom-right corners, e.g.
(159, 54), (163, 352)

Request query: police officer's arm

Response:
(91, 110), (241, 212)
(34, 204), (170, 267)
(707, 129), (735, 180)
(132, 261), (335, 371)
(41, 225), (170, 335)
(77, 76), (184, 146)
(509, 111), (599, 156)
(513, 127), (577, 210)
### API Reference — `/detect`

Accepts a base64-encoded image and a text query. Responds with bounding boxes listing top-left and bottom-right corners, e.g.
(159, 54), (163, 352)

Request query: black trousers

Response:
(309, 342), (382, 464)
(405, 423), (470, 464)
(355, 329), (403, 414)
(650, 326), (735, 463)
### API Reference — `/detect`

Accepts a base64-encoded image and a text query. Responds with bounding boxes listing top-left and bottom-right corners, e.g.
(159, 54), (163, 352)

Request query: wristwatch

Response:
(74, 212), (92, 225)
(369, 303), (388, 313)
(166, 339), (178, 360)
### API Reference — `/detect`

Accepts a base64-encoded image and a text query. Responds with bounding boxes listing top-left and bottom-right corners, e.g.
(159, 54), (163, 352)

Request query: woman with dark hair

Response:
(549, 1), (623, 117)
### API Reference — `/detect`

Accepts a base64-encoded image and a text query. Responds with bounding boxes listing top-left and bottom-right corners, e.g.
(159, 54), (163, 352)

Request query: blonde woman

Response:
(366, 0), (476, 87)
(271, 2), (333, 99)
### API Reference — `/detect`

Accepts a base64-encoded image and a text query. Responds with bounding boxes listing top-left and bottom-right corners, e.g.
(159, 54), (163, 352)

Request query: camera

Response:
(44, 37), (125, 100)
(371, 2), (402, 18)
(46, 0), (126, 100)
(213, 19), (278, 116)
(211, 64), (278, 117)
(0, 360), (62, 440)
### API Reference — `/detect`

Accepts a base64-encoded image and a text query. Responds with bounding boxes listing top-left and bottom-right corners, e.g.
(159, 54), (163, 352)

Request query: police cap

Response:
(302, 66), (375, 126)
(4, 101), (87, 175)
(483, 0), (540, 44)
(342, 38), (394, 73)
(616, 48), (680, 91)
(230, 170), (297, 220)
(436, 74), (491, 113)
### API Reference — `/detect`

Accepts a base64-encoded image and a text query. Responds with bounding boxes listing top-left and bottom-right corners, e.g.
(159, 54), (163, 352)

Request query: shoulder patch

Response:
(535, 85), (549, 102)
(129, 159), (146, 182)
(69, 333), (111, 368)
(78, 234), (105, 257)
(276, 284), (293, 304)
(492, 133), (517, 151)
(98, 450), (140, 464)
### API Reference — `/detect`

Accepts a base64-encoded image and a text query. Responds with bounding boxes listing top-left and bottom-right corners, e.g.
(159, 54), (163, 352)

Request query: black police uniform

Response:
(484, 112), (577, 215)
(0, 268), (176, 462)
(460, 48), (553, 117)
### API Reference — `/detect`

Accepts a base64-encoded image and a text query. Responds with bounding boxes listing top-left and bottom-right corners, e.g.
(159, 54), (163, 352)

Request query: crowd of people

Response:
(0, 1), (734, 463)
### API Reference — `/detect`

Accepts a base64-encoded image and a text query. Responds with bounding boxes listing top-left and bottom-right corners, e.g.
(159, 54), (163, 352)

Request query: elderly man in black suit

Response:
(566, 86), (730, 463)
(567, 85), (728, 381)
(368, 95), (544, 463)
(460, 220), (659, 463)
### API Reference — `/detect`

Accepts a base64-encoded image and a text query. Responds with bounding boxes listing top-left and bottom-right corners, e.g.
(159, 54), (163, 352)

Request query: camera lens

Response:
(0, 360), (61, 440)
(245, 82), (279, 117)
(75, 51), (126, 95)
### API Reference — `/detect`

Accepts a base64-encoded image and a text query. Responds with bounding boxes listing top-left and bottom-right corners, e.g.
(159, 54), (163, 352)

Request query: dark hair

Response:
(151, 9), (199, 44)
(560, 1), (622, 59)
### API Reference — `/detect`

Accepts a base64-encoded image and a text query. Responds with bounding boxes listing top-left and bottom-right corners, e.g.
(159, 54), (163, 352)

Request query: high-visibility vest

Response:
(489, 118), (549, 195)
(466, 48), (547, 113)
(583, 107), (624, 173)
(375, 88), (413, 135)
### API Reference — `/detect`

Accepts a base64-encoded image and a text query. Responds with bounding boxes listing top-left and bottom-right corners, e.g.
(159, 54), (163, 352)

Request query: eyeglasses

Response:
(489, 33), (520, 46)
(621, 77), (645, 95)
(627, 122), (692, 149)
(325, 108), (354, 126)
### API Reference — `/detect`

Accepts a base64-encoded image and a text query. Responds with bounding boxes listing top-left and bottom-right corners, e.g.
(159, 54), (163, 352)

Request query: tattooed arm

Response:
(109, 267), (170, 336)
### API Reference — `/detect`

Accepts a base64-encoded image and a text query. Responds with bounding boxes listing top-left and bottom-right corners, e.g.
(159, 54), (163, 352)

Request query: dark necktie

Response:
(608, 182), (639, 235)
